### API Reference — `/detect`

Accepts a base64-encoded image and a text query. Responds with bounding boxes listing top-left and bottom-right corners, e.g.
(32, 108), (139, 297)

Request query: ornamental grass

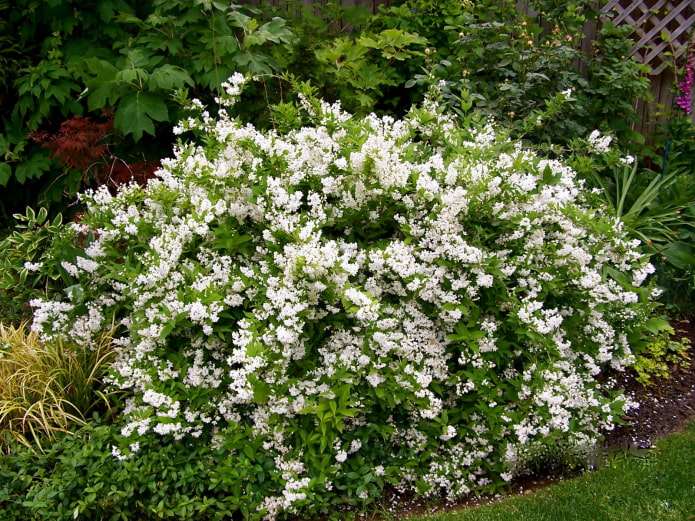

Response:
(0, 321), (116, 452)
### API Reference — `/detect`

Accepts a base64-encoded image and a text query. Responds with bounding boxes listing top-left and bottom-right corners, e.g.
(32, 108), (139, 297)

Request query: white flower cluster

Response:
(31, 78), (656, 518)
(587, 129), (613, 154)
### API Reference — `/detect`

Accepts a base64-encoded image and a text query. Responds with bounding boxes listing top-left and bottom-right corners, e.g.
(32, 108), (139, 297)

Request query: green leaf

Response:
(85, 58), (119, 83)
(0, 162), (11, 185)
(252, 381), (271, 404)
(234, 51), (274, 75)
(242, 444), (255, 460)
(663, 242), (695, 271)
(257, 17), (294, 44)
(85, 58), (124, 110)
(542, 164), (562, 185)
(117, 67), (149, 85)
(211, 35), (239, 55)
(14, 154), (52, 184)
(114, 93), (169, 141)
(149, 65), (194, 91)
(643, 317), (672, 335)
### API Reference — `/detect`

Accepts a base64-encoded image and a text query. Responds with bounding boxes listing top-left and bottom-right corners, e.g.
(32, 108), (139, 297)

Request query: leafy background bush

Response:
(0, 0), (655, 224)
(0, 0), (294, 223)
(0, 207), (81, 323)
(0, 422), (280, 520)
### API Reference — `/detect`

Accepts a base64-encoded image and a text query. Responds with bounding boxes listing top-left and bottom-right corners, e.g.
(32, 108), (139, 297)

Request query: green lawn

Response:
(406, 422), (695, 521)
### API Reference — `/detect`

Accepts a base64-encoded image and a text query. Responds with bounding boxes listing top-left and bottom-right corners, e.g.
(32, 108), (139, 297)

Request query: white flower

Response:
(587, 130), (612, 153)
(76, 256), (99, 273)
(60, 260), (79, 277)
(439, 425), (457, 441)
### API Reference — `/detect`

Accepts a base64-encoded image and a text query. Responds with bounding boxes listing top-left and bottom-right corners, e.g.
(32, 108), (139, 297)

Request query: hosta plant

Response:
(30, 76), (657, 519)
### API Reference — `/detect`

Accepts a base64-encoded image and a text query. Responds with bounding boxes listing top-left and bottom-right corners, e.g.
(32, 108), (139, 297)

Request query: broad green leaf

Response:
(0, 163), (10, 185)
(87, 82), (126, 111)
(252, 381), (271, 404)
(234, 51), (274, 75)
(117, 67), (149, 85)
(96, 0), (120, 22)
(210, 35), (239, 55)
(113, 11), (143, 24)
(85, 58), (124, 110)
(542, 164), (562, 185)
(357, 36), (377, 49)
(242, 444), (255, 460)
(149, 65), (194, 91)
(228, 10), (254, 31)
(663, 242), (695, 271)
(643, 317), (673, 335)
(84, 58), (119, 82)
(14, 153), (52, 184)
(120, 48), (164, 69)
(114, 92), (169, 141)
(258, 17), (295, 44)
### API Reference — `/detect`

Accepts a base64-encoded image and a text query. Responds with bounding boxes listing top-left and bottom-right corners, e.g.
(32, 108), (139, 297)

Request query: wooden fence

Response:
(257, 0), (392, 12)
(522, 0), (695, 136)
(595, 0), (695, 137)
(249, 0), (694, 136)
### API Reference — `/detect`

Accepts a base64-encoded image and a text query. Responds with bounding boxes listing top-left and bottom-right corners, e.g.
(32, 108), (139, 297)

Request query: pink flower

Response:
(676, 44), (694, 116)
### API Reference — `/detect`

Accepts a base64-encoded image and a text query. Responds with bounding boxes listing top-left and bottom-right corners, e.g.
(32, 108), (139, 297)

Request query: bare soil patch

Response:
(602, 317), (695, 449)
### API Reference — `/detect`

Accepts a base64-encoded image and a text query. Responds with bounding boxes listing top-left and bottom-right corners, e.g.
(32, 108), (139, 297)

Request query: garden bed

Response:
(361, 317), (695, 519)
(603, 317), (695, 449)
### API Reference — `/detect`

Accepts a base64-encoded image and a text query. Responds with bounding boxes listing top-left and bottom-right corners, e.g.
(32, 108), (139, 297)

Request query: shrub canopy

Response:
(30, 76), (655, 519)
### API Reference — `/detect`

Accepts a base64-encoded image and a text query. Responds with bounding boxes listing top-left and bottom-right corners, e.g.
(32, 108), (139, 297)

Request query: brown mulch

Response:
(601, 316), (695, 449)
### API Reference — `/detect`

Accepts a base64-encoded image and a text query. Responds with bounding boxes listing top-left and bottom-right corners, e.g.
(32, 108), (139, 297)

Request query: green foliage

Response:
(654, 253), (695, 316)
(0, 322), (117, 452)
(83, 1), (294, 138)
(584, 22), (651, 142)
(0, 0), (295, 221)
(0, 0), (659, 230)
(313, 28), (427, 113)
(629, 320), (691, 386)
(0, 421), (284, 520)
(290, 0), (467, 116)
(0, 207), (79, 323)
(587, 161), (695, 249)
(366, 0), (652, 146)
(648, 116), (695, 313)
(565, 112), (695, 313)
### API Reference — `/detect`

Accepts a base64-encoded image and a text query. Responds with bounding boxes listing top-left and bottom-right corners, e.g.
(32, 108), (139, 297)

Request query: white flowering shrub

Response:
(31, 76), (656, 519)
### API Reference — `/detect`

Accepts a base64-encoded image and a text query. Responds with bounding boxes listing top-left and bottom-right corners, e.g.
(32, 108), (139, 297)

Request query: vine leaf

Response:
(14, 153), (52, 184)
(114, 92), (168, 141)
(84, 58), (121, 111)
(149, 65), (194, 91)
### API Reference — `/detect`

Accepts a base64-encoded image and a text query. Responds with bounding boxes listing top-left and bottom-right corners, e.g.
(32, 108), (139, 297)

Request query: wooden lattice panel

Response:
(603, 0), (695, 75)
